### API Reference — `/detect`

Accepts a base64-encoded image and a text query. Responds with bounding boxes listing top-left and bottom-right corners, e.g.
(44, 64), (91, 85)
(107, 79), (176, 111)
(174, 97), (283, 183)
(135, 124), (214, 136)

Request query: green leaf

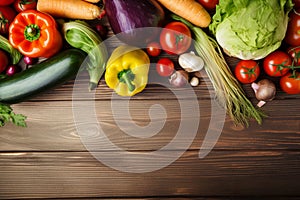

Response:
(11, 113), (27, 127)
(209, 0), (293, 60)
(0, 103), (27, 127)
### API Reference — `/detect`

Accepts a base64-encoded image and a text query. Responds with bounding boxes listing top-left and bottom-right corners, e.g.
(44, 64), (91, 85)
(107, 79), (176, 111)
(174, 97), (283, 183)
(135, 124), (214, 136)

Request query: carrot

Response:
(83, 0), (100, 3)
(156, 0), (211, 28)
(37, 0), (104, 20)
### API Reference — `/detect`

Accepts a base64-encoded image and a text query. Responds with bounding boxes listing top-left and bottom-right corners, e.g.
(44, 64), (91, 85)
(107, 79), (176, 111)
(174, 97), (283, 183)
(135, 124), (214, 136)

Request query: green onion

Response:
(172, 15), (266, 126)
(62, 20), (108, 91)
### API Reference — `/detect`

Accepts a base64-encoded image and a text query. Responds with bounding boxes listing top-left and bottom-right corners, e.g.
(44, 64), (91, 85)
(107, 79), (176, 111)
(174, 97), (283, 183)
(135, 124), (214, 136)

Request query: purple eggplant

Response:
(105, 0), (165, 46)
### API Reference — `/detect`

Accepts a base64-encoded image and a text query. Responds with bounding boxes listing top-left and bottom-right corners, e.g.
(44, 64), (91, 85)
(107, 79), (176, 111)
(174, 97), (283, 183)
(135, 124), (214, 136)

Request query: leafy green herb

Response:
(0, 103), (27, 127)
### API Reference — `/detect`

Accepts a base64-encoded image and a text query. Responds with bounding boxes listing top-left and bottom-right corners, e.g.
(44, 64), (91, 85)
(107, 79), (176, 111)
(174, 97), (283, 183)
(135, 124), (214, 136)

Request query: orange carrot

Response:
(83, 0), (100, 3)
(37, 0), (104, 20)
(156, 0), (211, 28)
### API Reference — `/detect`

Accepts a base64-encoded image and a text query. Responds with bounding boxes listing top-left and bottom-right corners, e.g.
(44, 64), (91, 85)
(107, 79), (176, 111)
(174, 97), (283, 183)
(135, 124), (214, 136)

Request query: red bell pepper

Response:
(9, 10), (62, 58)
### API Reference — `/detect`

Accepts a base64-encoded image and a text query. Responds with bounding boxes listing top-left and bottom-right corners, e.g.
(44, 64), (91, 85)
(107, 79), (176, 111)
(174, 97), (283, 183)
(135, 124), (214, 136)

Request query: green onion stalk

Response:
(172, 15), (266, 126)
(62, 20), (108, 91)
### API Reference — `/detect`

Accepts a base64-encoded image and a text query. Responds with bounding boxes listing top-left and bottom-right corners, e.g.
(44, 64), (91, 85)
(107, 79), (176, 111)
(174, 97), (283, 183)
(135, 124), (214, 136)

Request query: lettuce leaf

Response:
(209, 0), (293, 60)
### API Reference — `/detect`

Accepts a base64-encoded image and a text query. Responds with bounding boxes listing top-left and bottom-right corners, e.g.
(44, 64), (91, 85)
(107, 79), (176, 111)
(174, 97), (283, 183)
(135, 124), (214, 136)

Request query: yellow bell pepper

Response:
(105, 45), (150, 96)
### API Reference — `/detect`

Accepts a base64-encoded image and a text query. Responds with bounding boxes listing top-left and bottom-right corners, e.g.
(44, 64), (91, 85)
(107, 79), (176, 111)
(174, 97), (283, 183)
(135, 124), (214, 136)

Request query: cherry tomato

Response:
(263, 51), (292, 77)
(146, 42), (161, 57)
(0, 49), (9, 73)
(280, 72), (300, 94)
(288, 46), (300, 66)
(14, 0), (37, 13)
(234, 60), (260, 84)
(0, 0), (14, 6)
(0, 6), (16, 35)
(156, 58), (175, 77)
(284, 9), (300, 46)
(197, 0), (219, 10)
(160, 22), (192, 55)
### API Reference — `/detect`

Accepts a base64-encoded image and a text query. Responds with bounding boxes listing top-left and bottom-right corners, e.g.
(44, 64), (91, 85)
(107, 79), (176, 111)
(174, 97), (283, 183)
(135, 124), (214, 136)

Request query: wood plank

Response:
(1, 150), (300, 199)
(19, 69), (300, 102)
(0, 99), (299, 151)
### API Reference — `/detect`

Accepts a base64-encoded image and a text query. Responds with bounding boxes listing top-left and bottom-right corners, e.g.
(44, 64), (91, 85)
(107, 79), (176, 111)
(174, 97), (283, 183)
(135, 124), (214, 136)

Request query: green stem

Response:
(175, 34), (184, 48)
(118, 69), (135, 92)
(21, 0), (36, 5)
(24, 24), (40, 42)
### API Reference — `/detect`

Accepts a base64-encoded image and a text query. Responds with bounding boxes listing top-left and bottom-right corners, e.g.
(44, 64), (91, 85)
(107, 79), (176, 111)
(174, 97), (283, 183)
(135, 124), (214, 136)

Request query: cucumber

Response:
(0, 49), (87, 104)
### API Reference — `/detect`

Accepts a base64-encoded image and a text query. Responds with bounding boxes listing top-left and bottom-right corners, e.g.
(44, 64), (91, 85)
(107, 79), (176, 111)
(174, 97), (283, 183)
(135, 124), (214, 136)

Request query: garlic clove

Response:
(190, 76), (200, 87)
(257, 100), (266, 108)
(169, 70), (189, 87)
(251, 82), (259, 94)
(178, 51), (204, 72)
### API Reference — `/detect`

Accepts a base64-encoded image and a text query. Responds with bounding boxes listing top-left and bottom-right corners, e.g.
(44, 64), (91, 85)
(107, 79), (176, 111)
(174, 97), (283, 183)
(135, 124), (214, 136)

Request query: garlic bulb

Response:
(178, 51), (204, 72)
(251, 79), (276, 107)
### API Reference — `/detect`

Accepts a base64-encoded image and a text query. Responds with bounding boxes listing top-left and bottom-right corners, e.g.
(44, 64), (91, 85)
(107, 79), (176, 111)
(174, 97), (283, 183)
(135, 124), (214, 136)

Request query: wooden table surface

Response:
(1, 19), (300, 199)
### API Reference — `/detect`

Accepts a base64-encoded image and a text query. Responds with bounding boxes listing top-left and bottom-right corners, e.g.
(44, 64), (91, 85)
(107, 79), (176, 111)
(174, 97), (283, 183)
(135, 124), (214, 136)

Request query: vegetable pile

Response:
(172, 14), (266, 126)
(0, 0), (299, 128)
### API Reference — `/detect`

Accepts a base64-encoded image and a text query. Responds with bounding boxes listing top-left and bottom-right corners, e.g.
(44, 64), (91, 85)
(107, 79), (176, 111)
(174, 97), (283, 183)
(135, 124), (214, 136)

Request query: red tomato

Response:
(14, 0), (37, 13)
(234, 60), (260, 84)
(156, 58), (174, 77)
(0, 49), (9, 73)
(160, 22), (192, 55)
(280, 72), (300, 94)
(284, 9), (300, 46)
(0, 0), (14, 6)
(263, 51), (292, 77)
(288, 46), (300, 66)
(197, 0), (219, 10)
(0, 6), (16, 35)
(146, 42), (161, 57)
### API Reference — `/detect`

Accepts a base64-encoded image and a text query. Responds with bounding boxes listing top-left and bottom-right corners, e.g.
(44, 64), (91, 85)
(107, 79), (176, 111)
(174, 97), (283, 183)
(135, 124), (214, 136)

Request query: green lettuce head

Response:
(209, 0), (293, 60)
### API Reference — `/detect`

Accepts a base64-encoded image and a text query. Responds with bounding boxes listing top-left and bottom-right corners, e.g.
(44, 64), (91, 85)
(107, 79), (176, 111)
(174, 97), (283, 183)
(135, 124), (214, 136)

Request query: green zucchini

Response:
(0, 49), (87, 104)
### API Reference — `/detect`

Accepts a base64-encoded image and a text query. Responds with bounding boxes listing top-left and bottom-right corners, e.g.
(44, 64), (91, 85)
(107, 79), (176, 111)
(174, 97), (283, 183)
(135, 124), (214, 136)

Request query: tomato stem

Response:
(20, 0), (36, 5)
(175, 34), (184, 48)
(0, 12), (8, 34)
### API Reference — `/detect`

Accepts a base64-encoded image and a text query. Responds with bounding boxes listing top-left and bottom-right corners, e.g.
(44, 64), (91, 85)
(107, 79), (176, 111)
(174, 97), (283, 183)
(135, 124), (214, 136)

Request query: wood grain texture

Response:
(1, 150), (300, 199)
(0, 98), (299, 152)
(0, 95), (299, 199)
